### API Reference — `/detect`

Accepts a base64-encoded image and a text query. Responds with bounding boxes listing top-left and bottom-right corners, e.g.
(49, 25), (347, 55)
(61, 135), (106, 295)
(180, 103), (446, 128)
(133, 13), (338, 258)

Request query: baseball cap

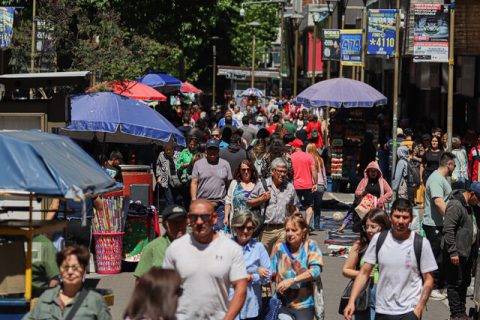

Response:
(288, 138), (304, 149)
(256, 116), (264, 123)
(470, 182), (480, 197)
(162, 205), (187, 221)
(205, 138), (220, 149)
(397, 128), (404, 136)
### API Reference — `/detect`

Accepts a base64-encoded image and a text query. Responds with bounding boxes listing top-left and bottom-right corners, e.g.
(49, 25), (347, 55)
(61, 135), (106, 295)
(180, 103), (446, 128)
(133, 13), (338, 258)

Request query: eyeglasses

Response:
(60, 264), (83, 273)
(188, 214), (211, 222)
(240, 168), (251, 172)
(235, 225), (255, 232)
(274, 169), (288, 175)
(212, 134), (220, 138)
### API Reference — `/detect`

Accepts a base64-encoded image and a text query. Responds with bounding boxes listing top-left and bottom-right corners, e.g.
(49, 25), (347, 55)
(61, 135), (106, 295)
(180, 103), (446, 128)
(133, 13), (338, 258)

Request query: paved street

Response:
(87, 209), (466, 320)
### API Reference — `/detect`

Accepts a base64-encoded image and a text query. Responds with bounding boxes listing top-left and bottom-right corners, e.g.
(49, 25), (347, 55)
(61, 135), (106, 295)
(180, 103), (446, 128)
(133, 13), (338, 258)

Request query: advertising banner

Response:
(340, 29), (363, 66)
(322, 29), (340, 61)
(0, 7), (14, 49)
(413, 4), (449, 63)
(367, 9), (396, 56)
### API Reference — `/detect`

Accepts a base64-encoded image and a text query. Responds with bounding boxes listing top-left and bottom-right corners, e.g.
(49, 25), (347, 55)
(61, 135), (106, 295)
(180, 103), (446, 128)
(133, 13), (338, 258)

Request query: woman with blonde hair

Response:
(306, 143), (327, 230)
(271, 213), (324, 319)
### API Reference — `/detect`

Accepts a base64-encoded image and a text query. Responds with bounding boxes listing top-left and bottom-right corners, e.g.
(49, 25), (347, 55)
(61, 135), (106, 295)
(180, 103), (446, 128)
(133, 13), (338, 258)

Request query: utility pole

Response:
(293, 27), (299, 96)
(30, 0), (36, 73)
(361, 8), (367, 82)
(446, 2), (455, 151)
(391, 0), (401, 181)
(249, 22), (260, 88)
(279, 3), (285, 97)
(211, 36), (220, 108)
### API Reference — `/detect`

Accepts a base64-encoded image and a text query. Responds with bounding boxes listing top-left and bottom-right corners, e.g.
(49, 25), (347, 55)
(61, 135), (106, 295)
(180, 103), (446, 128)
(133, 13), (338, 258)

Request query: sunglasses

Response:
(188, 214), (212, 222)
(235, 225), (255, 232)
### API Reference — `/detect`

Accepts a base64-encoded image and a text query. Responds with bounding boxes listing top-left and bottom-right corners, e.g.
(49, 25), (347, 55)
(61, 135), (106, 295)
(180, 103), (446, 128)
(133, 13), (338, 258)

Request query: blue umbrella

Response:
(239, 87), (264, 98)
(296, 78), (387, 108)
(60, 92), (186, 146)
(0, 130), (121, 198)
(135, 70), (182, 92)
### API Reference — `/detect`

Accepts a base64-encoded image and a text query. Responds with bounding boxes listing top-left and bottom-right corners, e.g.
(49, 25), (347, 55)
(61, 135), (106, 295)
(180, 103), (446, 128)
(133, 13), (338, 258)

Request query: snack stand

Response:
(0, 131), (121, 318)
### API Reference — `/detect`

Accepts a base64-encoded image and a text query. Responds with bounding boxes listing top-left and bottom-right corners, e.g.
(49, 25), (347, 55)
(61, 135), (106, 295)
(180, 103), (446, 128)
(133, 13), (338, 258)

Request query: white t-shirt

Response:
(163, 233), (248, 320)
(363, 231), (437, 315)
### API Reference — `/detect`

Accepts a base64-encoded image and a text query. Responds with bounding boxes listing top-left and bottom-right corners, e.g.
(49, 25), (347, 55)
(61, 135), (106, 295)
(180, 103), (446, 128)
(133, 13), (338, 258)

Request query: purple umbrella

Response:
(296, 78), (387, 108)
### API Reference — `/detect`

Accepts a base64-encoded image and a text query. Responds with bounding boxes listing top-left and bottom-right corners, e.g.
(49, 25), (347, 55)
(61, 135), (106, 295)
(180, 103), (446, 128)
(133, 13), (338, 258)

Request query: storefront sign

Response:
(413, 4), (449, 63)
(0, 7), (14, 48)
(322, 29), (340, 61)
(367, 9), (396, 56)
(340, 29), (363, 66)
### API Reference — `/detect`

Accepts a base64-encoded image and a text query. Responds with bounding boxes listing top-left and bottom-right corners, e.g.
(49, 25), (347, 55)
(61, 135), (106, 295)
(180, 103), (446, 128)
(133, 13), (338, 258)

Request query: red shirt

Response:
(267, 124), (278, 134)
(469, 145), (480, 181)
(306, 121), (324, 148)
(291, 151), (315, 189)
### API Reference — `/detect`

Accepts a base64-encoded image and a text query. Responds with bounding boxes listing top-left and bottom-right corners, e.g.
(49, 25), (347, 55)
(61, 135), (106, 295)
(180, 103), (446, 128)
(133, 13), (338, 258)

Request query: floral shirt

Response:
(271, 239), (323, 309)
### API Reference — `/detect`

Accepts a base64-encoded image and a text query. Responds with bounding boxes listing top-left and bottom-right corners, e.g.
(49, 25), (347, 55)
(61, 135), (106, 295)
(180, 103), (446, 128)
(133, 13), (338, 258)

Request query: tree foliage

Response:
(8, 0), (279, 84)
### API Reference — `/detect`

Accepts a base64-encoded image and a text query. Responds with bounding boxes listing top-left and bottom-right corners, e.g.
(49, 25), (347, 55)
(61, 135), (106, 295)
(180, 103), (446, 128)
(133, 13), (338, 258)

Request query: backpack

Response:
(375, 230), (424, 282)
(406, 159), (421, 188)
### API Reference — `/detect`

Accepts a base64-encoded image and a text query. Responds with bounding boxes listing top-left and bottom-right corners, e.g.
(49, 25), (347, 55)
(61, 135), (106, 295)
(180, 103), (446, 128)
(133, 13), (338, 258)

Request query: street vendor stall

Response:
(297, 78), (387, 191)
(0, 131), (121, 318)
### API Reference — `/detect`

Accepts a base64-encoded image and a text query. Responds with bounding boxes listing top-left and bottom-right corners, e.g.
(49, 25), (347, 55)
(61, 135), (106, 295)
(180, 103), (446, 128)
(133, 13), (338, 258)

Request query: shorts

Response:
(295, 189), (313, 209)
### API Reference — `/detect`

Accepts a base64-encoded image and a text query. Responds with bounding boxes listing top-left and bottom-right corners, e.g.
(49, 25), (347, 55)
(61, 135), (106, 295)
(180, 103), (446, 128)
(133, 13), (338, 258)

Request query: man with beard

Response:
(191, 139), (233, 230)
(163, 199), (247, 320)
(423, 152), (455, 300)
(218, 110), (240, 128)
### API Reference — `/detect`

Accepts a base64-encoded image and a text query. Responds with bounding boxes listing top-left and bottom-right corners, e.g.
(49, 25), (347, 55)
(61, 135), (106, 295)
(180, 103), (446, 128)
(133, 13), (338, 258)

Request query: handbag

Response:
(338, 277), (372, 315)
(253, 178), (269, 238)
(355, 194), (378, 220)
(65, 288), (90, 320)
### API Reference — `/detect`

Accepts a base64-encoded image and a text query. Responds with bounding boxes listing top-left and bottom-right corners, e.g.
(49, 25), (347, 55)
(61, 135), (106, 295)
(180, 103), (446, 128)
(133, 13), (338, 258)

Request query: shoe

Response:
(430, 289), (447, 300)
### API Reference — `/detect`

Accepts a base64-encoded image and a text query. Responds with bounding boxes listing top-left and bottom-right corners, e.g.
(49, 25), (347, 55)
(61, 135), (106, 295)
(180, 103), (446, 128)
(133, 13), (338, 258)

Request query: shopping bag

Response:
(354, 194), (378, 220)
(415, 183), (425, 205)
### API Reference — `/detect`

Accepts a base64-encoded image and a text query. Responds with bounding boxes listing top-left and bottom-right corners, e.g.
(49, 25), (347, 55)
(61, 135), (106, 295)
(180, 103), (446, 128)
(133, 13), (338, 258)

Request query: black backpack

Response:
(406, 159), (421, 188)
(376, 230), (424, 281)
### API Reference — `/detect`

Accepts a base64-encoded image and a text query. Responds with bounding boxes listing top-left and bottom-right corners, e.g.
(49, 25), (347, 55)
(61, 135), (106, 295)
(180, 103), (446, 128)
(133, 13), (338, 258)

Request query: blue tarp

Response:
(0, 131), (121, 198)
(61, 92), (186, 146)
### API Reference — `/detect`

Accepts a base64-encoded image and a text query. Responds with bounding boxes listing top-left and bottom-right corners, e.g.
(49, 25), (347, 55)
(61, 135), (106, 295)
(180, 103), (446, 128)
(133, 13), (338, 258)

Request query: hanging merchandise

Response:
(340, 30), (363, 66)
(322, 29), (341, 61)
(413, 4), (449, 63)
(367, 9), (397, 56)
(0, 7), (14, 48)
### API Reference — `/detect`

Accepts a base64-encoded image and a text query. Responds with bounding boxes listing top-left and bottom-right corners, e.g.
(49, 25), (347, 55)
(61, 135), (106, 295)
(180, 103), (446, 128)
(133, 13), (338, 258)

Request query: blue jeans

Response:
(162, 186), (180, 206)
(311, 185), (325, 229)
(214, 202), (225, 231)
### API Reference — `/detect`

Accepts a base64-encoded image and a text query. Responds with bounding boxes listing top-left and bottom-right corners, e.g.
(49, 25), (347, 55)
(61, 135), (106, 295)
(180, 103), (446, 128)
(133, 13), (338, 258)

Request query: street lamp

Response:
(290, 13), (303, 96)
(249, 21), (260, 88)
(311, 12), (321, 85)
(210, 36), (220, 108)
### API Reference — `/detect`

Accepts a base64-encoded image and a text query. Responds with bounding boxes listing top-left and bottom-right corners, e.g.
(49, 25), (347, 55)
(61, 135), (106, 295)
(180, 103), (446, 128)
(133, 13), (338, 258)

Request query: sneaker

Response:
(430, 289), (447, 300)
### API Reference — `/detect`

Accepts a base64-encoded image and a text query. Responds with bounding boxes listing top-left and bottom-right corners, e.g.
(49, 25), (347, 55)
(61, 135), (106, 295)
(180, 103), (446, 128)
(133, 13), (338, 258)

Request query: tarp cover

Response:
(0, 130), (121, 198)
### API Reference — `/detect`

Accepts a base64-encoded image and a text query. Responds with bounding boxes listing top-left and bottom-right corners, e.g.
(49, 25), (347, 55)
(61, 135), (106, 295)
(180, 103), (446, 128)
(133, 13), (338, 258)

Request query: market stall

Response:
(0, 131), (121, 318)
(297, 78), (387, 192)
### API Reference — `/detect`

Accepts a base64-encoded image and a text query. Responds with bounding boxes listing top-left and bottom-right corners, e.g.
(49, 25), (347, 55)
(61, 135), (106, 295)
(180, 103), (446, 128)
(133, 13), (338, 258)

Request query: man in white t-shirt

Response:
(163, 199), (248, 320)
(344, 199), (437, 320)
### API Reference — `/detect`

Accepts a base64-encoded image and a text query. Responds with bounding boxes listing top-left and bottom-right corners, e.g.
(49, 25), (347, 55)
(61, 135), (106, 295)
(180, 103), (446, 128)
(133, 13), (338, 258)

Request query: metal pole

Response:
(294, 27), (299, 96)
(391, 1), (401, 181)
(326, 14), (332, 80)
(339, 14), (345, 78)
(251, 33), (256, 88)
(30, 0), (36, 72)
(212, 43), (217, 108)
(361, 8), (367, 82)
(312, 20), (317, 85)
(279, 3), (285, 97)
(447, 2), (455, 152)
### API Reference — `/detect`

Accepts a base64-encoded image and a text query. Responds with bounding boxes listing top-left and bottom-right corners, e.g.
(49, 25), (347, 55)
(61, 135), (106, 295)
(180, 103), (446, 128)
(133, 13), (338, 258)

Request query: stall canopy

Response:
(296, 78), (387, 108)
(0, 130), (121, 198)
(239, 87), (264, 98)
(180, 81), (202, 94)
(86, 80), (167, 101)
(135, 70), (182, 92)
(60, 92), (186, 146)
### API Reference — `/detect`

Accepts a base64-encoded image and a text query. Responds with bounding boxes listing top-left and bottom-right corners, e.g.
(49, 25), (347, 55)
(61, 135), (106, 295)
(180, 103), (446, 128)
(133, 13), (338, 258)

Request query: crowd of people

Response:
(23, 98), (480, 320)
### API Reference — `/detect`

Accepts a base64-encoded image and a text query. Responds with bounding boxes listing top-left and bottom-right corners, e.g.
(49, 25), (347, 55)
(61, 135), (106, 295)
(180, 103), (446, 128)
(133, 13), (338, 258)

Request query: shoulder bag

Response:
(252, 178), (269, 238)
(65, 288), (90, 320)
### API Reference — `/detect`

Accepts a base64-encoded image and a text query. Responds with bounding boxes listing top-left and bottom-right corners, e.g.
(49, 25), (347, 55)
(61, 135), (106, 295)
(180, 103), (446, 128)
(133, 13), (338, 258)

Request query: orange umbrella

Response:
(180, 81), (202, 94)
(87, 80), (167, 101)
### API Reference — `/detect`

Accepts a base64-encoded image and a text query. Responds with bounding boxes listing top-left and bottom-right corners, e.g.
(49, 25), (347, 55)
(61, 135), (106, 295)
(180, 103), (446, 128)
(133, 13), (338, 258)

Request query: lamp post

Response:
(249, 21), (260, 88)
(291, 13), (303, 96)
(30, 0), (36, 73)
(210, 36), (220, 108)
(311, 12), (321, 85)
